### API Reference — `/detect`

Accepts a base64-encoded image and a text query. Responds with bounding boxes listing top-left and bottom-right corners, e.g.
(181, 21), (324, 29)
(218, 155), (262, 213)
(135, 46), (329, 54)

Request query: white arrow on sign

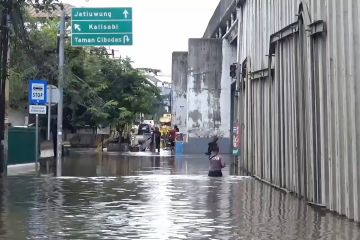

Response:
(74, 24), (81, 32)
(123, 35), (130, 43)
(123, 9), (129, 18)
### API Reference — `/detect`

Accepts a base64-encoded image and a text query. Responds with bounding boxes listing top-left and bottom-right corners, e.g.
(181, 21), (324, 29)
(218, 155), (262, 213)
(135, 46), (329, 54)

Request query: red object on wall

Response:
(233, 123), (241, 155)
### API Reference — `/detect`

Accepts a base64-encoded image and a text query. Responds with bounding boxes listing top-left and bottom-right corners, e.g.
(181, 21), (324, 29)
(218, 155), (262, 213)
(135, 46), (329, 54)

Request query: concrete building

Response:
(172, 39), (234, 153)
(171, 52), (188, 136)
(172, 0), (360, 222)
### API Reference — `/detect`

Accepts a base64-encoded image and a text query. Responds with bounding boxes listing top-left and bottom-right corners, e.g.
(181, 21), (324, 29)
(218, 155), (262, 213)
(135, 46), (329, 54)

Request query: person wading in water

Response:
(205, 135), (218, 156)
(208, 144), (225, 177)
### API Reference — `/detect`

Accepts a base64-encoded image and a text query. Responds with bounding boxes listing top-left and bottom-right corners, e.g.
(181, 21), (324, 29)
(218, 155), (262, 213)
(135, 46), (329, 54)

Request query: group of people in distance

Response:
(150, 125), (179, 154)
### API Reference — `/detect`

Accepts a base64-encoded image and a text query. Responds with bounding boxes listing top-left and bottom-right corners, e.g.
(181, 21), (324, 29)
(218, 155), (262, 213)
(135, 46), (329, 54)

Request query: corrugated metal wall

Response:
(323, 0), (360, 221)
(236, 0), (360, 221)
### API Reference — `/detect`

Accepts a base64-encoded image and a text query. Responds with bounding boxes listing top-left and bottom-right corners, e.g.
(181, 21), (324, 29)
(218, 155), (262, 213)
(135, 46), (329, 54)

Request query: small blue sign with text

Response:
(29, 80), (48, 105)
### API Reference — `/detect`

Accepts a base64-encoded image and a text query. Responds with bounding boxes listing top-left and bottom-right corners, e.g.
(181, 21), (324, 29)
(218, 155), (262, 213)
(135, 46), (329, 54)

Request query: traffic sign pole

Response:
(35, 114), (39, 171)
(28, 79), (47, 173)
(47, 87), (51, 141)
(56, 9), (65, 177)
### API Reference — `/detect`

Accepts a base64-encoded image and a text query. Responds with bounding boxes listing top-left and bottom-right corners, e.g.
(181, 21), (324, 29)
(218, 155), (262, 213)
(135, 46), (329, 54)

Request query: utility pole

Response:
(56, 9), (65, 177)
(4, 13), (10, 176)
(0, 1), (10, 177)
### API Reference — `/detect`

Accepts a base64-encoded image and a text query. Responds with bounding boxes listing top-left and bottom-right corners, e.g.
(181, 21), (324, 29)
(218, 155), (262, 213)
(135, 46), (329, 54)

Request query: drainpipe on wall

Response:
(236, 4), (243, 174)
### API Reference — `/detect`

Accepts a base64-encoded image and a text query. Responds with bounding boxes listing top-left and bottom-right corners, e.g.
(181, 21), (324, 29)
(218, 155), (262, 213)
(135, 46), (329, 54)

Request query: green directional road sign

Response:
(71, 7), (133, 47)
(72, 21), (132, 34)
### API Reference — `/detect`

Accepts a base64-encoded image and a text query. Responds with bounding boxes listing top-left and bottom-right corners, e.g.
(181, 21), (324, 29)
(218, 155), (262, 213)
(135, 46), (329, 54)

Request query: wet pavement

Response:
(1, 149), (360, 239)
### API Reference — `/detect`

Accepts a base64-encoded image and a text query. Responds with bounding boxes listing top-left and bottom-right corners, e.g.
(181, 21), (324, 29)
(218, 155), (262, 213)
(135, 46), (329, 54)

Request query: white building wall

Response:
(220, 40), (237, 139)
(171, 52), (188, 132)
(187, 38), (224, 138)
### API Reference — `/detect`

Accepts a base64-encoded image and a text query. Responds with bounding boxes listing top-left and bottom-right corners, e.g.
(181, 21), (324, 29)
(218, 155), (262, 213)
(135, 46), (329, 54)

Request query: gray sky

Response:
(63, 0), (220, 79)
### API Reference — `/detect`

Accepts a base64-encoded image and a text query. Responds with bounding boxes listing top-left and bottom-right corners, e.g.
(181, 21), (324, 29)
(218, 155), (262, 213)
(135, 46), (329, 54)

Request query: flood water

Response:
(1, 150), (360, 239)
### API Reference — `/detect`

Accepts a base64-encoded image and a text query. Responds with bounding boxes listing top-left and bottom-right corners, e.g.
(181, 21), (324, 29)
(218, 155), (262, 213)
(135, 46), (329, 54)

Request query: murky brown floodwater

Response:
(0, 150), (360, 239)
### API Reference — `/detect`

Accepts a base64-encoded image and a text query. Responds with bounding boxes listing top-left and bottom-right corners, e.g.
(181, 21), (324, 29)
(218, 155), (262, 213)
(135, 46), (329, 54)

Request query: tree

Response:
(8, 14), (161, 132)
(9, 17), (58, 109)
(0, 0), (60, 176)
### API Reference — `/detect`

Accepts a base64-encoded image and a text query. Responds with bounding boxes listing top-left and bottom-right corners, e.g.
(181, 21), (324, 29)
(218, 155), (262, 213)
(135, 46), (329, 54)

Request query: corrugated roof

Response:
(27, 3), (73, 18)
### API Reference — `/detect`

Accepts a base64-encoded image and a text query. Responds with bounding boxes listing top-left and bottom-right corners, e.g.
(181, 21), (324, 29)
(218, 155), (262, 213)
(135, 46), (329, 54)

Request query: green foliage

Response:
(9, 16), (59, 109)
(9, 14), (161, 130)
(0, 1), (60, 16)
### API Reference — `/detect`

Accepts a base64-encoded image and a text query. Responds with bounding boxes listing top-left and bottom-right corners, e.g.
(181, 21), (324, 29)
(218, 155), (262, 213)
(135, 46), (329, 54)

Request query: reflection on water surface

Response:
(0, 151), (359, 239)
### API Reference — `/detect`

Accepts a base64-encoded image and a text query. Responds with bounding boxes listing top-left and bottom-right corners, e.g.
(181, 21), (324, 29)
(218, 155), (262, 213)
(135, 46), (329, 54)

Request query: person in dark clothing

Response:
(169, 125), (179, 153)
(155, 127), (161, 153)
(208, 144), (225, 177)
(151, 127), (161, 153)
(51, 121), (57, 157)
(205, 136), (218, 156)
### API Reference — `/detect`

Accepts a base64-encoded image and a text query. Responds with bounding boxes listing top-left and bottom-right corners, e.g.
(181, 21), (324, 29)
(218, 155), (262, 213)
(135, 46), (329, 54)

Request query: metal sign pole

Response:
(29, 80), (47, 172)
(47, 87), (51, 140)
(35, 114), (39, 171)
(56, 10), (65, 177)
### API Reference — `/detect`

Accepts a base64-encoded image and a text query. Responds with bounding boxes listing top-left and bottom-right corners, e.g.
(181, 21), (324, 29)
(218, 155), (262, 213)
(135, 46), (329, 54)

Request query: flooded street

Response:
(1, 150), (360, 239)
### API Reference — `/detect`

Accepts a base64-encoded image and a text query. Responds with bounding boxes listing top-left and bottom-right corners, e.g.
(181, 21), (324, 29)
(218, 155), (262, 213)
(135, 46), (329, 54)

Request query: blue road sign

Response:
(29, 80), (48, 105)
